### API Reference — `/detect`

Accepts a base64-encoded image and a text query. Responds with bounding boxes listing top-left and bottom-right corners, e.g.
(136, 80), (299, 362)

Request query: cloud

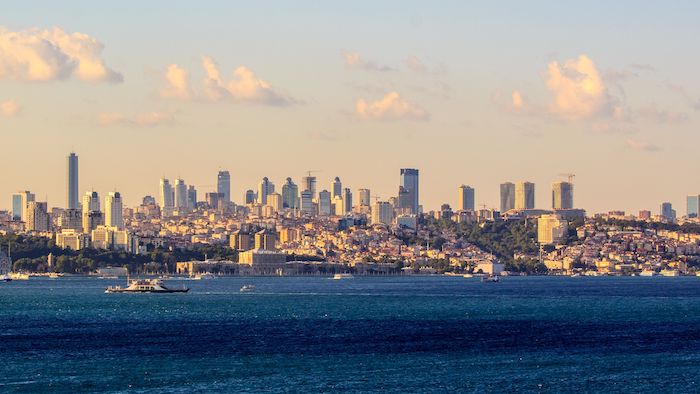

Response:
(406, 55), (427, 73)
(511, 90), (525, 110)
(98, 111), (175, 128)
(342, 51), (394, 72)
(356, 92), (430, 121)
(667, 83), (700, 111)
(0, 100), (20, 116)
(545, 54), (619, 119)
(161, 57), (295, 106)
(636, 104), (688, 124)
(0, 26), (122, 83)
(626, 139), (660, 152)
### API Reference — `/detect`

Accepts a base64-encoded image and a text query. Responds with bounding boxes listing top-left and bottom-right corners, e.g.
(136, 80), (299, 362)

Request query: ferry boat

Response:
(105, 278), (189, 293)
(333, 273), (354, 280)
(191, 272), (216, 280)
(240, 284), (256, 293)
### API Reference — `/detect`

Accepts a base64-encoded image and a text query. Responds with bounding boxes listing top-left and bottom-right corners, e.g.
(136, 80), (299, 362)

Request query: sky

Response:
(1, 1), (699, 215)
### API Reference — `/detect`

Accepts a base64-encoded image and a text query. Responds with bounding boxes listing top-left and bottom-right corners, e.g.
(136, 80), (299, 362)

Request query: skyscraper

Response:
(342, 188), (352, 213)
(300, 190), (315, 214)
(244, 190), (255, 205)
(217, 170), (231, 203)
(105, 192), (124, 229)
(159, 178), (174, 210)
(257, 177), (274, 205)
(11, 191), (33, 221)
(267, 192), (282, 212)
(458, 185), (475, 211)
(371, 201), (394, 225)
(187, 186), (197, 209)
(687, 195), (700, 218)
(282, 178), (299, 209)
(319, 190), (332, 215)
(82, 191), (102, 233)
(358, 189), (371, 206)
(500, 182), (515, 213)
(67, 152), (79, 210)
(174, 179), (188, 209)
(400, 168), (419, 214)
(552, 181), (574, 209)
(661, 202), (676, 222)
(26, 201), (49, 232)
(331, 177), (342, 199)
(515, 181), (535, 210)
(302, 175), (317, 199)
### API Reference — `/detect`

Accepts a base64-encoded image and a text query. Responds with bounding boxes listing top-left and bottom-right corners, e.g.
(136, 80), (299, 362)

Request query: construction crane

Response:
(558, 173), (576, 183)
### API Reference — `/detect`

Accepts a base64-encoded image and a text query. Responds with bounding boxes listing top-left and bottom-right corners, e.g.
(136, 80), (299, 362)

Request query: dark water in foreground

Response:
(1, 276), (699, 393)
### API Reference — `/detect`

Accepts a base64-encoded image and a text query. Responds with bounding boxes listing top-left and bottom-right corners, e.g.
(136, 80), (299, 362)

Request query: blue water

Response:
(1, 276), (699, 393)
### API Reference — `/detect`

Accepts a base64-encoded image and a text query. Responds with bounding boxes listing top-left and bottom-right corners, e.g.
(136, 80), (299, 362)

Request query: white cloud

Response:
(626, 139), (660, 152)
(511, 90), (525, 110)
(545, 54), (619, 119)
(0, 26), (122, 83)
(343, 51), (394, 72)
(98, 111), (175, 128)
(0, 100), (20, 116)
(356, 92), (429, 121)
(161, 57), (295, 106)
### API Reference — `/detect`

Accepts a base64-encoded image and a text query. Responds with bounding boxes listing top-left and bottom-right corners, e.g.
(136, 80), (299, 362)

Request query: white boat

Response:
(106, 278), (189, 293)
(660, 269), (679, 277)
(190, 272), (216, 280)
(2, 273), (11, 282)
(47, 272), (62, 279)
(462, 273), (474, 278)
(333, 273), (354, 280)
(481, 275), (500, 283)
(640, 270), (657, 277)
(240, 284), (256, 293)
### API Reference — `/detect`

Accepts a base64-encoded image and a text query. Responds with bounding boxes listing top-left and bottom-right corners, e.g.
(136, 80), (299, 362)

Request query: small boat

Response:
(481, 275), (500, 283)
(2, 274), (12, 282)
(333, 273), (354, 280)
(640, 270), (657, 277)
(240, 284), (256, 293)
(571, 273), (582, 278)
(191, 272), (216, 280)
(48, 273), (62, 279)
(106, 278), (189, 293)
(98, 275), (119, 279)
(463, 273), (474, 278)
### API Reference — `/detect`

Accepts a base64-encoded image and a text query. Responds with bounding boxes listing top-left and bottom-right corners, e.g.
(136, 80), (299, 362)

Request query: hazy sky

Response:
(1, 1), (699, 214)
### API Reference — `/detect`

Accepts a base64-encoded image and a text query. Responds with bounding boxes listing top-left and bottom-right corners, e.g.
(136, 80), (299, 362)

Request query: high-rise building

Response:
(302, 175), (317, 199)
(500, 182), (515, 213)
(458, 185), (475, 211)
(687, 195), (700, 218)
(515, 181), (535, 210)
(281, 177), (299, 209)
(552, 181), (574, 209)
(537, 214), (568, 244)
(342, 188), (352, 213)
(372, 201), (394, 225)
(318, 190), (332, 215)
(331, 177), (342, 199)
(59, 209), (82, 231)
(11, 191), (34, 221)
(206, 192), (224, 209)
(174, 179), (188, 209)
(67, 152), (79, 210)
(105, 192), (123, 229)
(300, 190), (315, 214)
(267, 192), (282, 212)
(397, 186), (412, 213)
(358, 189), (371, 206)
(187, 186), (197, 209)
(26, 201), (49, 232)
(217, 170), (231, 203)
(159, 178), (174, 210)
(399, 168), (419, 214)
(82, 191), (102, 233)
(82, 191), (100, 213)
(244, 190), (256, 205)
(660, 202), (676, 222)
(257, 177), (274, 205)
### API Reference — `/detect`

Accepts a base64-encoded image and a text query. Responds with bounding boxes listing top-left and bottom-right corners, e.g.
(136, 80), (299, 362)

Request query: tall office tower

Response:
(81, 191), (101, 232)
(342, 188), (353, 213)
(257, 177), (275, 205)
(82, 191), (100, 212)
(399, 168), (419, 214)
(67, 152), (79, 209)
(206, 192), (223, 209)
(11, 191), (34, 221)
(300, 190), (315, 214)
(331, 177), (342, 199)
(318, 190), (332, 215)
(332, 195), (344, 216)
(302, 175), (317, 199)
(515, 181), (535, 210)
(500, 182), (515, 213)
(552, 181), (574, 209)
(372, 201), (394, 225)
(282, 178), (299, 209)
(267, 192), (282, 212)
(687, 195), (700, 218)
(26, 201), (49, 232)
(244, 189), (256, 205)
(358, 189), (371, 206)
(660, 202), (676, 222)
(174, 179), (188, 209)
(458, 185), (475, 211)
(217, 170), (231, 203)
(159, 178), (174, 210)
(187, 186), (197, 209)
(105, 192), (124, 229)
(397, 186), (412, 213)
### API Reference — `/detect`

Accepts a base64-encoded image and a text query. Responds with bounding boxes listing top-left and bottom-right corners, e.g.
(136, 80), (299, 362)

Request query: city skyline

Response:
(1, 2), (699, 213)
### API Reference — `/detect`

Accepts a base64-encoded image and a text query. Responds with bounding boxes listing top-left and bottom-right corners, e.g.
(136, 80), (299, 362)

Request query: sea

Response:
(1, 276), (699, 393)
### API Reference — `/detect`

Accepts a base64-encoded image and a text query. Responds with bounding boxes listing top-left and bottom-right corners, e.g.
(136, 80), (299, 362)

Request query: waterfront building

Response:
(552, 181), (574, 209)
(537, 214), (568, 244)
(458, 185), (475, 211)
(371, 201), (393, 225)
(399, 168), (419, 214)
(515, 181), (535, 210)
(217, 170), (231, 203)
(500, 182), (515, 213)
(67, 152), (79, 210)
(318, 190), (332, 216)
(238, 249), (286, 275)
(105, 192), (124, 229)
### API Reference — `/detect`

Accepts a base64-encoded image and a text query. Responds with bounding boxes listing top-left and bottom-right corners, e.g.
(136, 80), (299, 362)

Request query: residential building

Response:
(458, 185), (475, 211)
(552, 181), (574, 209)
(537, 214), (568, 244)
(372, 201), (393, 225)
(500, 182), (515, 212)
(515, 181), (535, 210)
(105, 192), (123, 229)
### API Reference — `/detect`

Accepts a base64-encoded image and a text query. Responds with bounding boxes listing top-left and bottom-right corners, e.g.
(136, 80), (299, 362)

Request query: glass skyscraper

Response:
(399, 168), (419, 214)
(687, 195), (699, 218)
(217, 170), (231, 203)
(67, 152), (79, 210)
